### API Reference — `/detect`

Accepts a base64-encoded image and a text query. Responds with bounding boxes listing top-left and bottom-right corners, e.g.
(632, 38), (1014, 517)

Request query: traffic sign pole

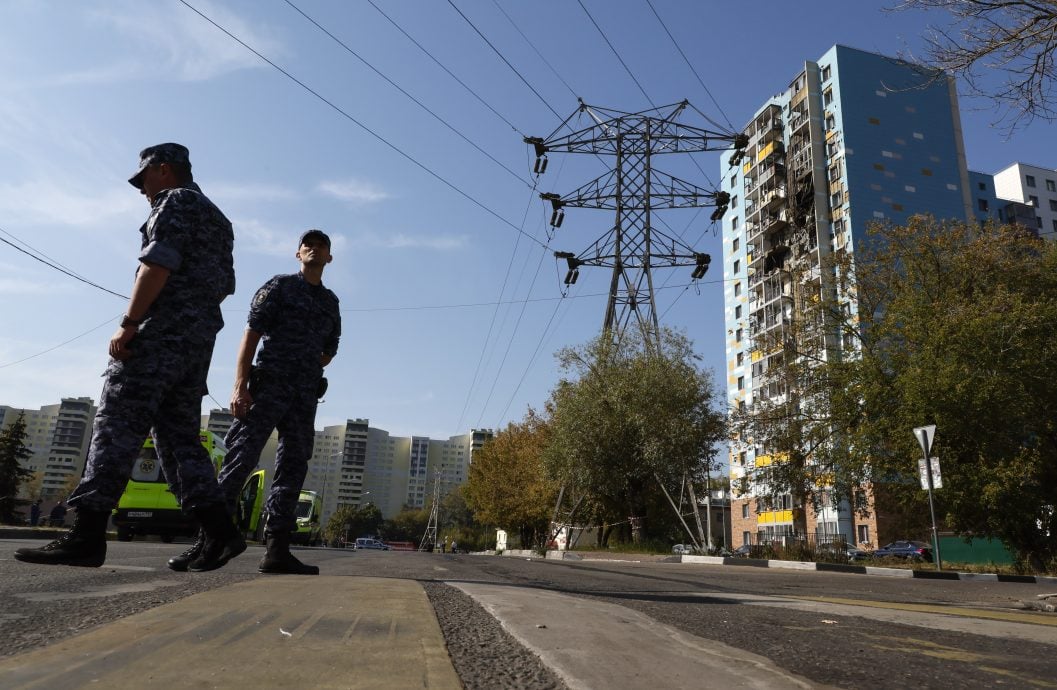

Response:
(913, 425), (943, 571)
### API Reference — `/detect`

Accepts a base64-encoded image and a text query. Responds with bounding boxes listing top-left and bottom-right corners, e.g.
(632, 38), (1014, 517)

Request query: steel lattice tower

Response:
(526, 100), (747, 343)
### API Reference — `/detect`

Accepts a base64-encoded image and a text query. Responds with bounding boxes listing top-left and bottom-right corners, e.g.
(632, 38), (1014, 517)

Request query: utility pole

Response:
(526, 100), (748, 345)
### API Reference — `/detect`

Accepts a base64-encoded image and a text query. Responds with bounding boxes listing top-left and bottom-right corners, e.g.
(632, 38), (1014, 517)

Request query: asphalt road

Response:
(3, 538), (1056, 688)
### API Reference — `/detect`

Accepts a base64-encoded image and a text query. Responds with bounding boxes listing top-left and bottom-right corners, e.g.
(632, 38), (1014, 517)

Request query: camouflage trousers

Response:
(217, 371), (319, 534)
(68, 336), (224, 512)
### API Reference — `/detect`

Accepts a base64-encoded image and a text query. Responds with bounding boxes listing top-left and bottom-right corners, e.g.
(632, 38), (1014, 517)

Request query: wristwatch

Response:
(120, 315), (143, 329)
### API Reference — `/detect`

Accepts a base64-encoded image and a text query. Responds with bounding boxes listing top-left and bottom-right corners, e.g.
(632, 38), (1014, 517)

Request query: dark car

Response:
(873, 540), (933, 561)
(815, 541), (870, 562)
(731, 543), (773, 559)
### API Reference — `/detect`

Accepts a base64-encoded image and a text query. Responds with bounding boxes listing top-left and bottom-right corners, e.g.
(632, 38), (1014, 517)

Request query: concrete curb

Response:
(496, 548), (1057, 585)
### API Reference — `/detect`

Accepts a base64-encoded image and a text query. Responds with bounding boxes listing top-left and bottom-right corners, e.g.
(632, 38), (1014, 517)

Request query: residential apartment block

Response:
(0, 397), (96, 501)
(721, 45), (976, 548)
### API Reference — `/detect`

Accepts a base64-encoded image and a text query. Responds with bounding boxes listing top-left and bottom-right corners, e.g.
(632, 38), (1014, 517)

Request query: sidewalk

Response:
(0, 572), (819, 689)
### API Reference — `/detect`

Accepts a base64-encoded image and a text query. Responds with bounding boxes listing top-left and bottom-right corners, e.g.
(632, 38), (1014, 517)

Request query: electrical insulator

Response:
(550, 209), (564, 228)
(564, 269), (579, 285)
(534, 156), (549, 175)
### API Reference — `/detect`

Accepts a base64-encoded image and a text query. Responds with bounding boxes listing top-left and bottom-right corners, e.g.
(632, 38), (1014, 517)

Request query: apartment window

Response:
(823, 88), (833, 106)
(1050, 199), (1057, 212)
(1029, 195), (1040, 207)
(742, 504), (749, 518)
(731, 216), (739, 230)
(830, 192), (842, 208)
(978, 182), (986, 191)
(732, 238), (740, 253)
(1052, 219), (1057, 233)
(742, 531), (751, 545)
(731, 194), (738, 209)
(1026, 175), (1036, 187)
(736, 329), (743, 343)
(730, 175), (737, 189)
(825, 114), (836, 131)
(735, 305), (742, 319)
(733, 259), (740, 274)
(821, 65), (831, 82)
(737, 375), (744, 390)
(734, 282), (741, 296)
(978, 199), (989, 212)
(1038, 217), (1044, 229)
(868, 117), (880, 125)
(737, 400), (746, 411)
(736, 351), (744, 366)
(857, 524), (870, 544)
(1047, 179), (1056, 192)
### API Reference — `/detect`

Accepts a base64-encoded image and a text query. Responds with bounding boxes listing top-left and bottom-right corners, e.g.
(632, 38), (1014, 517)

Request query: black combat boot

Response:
(259, 530), (319, 575)
(187, 504), (246, 572)
(167, 527), (205, 572)
(14, 507), (109, 567)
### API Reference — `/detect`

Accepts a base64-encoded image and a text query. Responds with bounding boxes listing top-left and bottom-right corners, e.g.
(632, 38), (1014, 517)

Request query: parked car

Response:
(353, 537), (390, 551)
(671, 543), (697, 555)
(873, 540), (933, 561)
(731, 543), (773, 559)
(815, 541), (870, 562)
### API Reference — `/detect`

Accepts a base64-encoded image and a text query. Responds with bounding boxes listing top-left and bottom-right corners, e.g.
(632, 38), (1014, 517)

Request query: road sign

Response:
(918, 456), (942, 490)
(913, 425), (936, 457)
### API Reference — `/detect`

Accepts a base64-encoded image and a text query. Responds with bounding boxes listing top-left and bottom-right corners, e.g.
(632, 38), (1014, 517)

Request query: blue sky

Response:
(0, 0), (1049, 440)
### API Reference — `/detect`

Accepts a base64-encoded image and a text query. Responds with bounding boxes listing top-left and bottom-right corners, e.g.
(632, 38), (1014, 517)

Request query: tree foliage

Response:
(892, 0), (1057, 129)
(381, 505), (430, 543)
(323, 502), (383, 546)
(464, 412), (559, 549)
(0, 412), (34, 523)
(544, 328), (726, 543)
(735, 217), (1057, 571)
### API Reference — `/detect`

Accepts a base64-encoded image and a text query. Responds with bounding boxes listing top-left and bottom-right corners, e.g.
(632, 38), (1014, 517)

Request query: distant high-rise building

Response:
(993, 162), (1057, 237)
(0, 397), (96, 500)
(722, 45), (976, 548)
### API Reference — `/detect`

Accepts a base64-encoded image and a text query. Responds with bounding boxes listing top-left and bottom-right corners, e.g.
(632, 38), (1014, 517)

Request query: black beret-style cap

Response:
(129, 143), (191, 189)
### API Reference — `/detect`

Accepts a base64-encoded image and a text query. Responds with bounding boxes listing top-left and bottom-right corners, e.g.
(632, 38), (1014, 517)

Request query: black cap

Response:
(299, 229), (331, 249)
(129, 143), (191, 189)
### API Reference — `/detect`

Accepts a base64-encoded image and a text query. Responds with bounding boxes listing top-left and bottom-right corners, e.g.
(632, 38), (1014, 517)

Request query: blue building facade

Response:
(721, 45), (974, 547)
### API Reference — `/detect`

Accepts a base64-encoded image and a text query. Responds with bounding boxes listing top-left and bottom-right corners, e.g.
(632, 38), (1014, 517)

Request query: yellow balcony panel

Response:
(743, 161), (753, 174)
(757, 510), (794, 525)
(757, 141), (776, 161)
(751, 350), (764, 363)
(754, 452), (789, 467)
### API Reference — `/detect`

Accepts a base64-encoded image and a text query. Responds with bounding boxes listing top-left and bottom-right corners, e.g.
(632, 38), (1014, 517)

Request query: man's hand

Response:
(231, 384), (253, 420)
(320, 353), (333, 367)
(109, 325), (137, 360)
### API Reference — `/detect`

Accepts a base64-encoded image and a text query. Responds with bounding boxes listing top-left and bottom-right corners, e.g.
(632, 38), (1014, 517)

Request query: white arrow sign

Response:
(913, 424), (936, 458)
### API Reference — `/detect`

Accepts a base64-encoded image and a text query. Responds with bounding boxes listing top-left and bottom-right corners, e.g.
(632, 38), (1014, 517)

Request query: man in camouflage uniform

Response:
(171, 229), (340, 575)
(16, 143), (245, 571)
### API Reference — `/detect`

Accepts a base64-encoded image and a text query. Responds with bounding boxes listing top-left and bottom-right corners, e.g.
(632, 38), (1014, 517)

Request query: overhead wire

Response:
(0, 229), (128, 300)
(576, 0), (655, 109)
(454, 182), (536, 433)
(490, 0), (579, 102)
(364, 0), (525, 137)
(643, 0), (736, 131)
(0, 314), (119, 369)
(282, 0), (532, 189)
(445, 0), (565, 122)
(177, 0), (548, 251)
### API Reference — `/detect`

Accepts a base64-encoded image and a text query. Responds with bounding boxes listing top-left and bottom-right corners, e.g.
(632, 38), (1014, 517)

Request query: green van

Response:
(238, 469), (322, 545)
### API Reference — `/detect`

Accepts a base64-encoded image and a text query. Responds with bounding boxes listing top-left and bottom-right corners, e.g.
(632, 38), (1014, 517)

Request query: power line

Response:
(0, 231), (128, 300)
(577, 0), (654, 108)
(282, 0), (532, 189)
(643, 0), (736, 131)
(0, 314), (119, 369)
(177, 0), (547, 251)
(490, 0), (579, 102)
(495, 288), (567, 428)
(364, 0), (525, 137)
(455, 184), (537, 432)
(445, 0), (564, 122)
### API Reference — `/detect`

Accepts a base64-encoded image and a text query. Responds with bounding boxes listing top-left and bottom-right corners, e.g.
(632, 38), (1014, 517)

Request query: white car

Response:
(671, 544), (697, 555)
(353, 537), (390, 550)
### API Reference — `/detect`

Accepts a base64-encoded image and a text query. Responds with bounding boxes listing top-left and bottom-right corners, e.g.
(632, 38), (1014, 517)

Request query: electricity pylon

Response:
(526, 100), (748, 344)
(418, 474), (441, 552)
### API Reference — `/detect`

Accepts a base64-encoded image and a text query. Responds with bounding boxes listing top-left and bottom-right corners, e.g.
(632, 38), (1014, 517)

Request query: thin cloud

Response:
(317, 179), (391, 204)
(0, 180), (140, 227)
(384, 233), (468, 251)
(210, 182), (299, 203)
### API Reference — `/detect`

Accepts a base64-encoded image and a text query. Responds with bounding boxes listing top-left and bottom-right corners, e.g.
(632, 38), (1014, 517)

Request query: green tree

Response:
(382, 505), (430, 543)
(544, 328), (726, 543)
(0, 412), (34, 523)
(464, 411), (559, 549)
(737, 217), (1057, 571)
(323, 503), (384, 546)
